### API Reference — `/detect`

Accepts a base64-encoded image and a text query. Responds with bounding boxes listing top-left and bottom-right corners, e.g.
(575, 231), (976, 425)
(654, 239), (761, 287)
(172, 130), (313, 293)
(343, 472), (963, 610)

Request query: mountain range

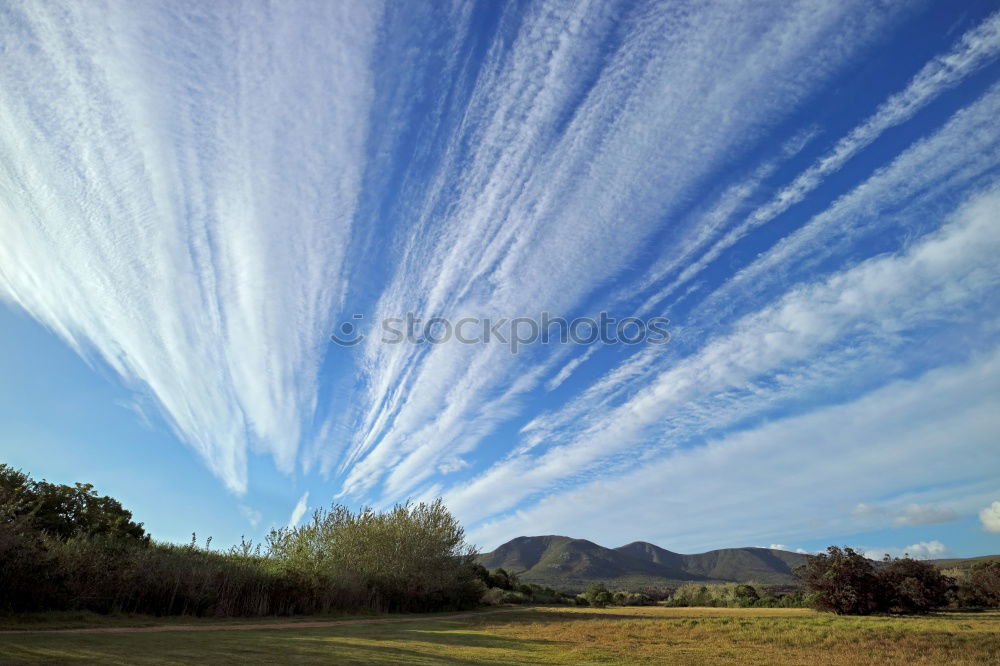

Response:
(477, 536), (1000, 592)
(476, 535), (810, 590)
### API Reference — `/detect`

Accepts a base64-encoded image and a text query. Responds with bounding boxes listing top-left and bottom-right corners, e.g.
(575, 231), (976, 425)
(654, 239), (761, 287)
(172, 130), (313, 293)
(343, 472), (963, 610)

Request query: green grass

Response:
(1, 607), (997, 665)
(0, 609), (394, 631)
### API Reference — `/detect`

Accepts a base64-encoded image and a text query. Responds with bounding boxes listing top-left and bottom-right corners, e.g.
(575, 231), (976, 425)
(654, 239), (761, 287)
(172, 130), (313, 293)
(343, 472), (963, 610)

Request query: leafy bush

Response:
(1, 466), (484, 616)
(878, 557), (949, 614)
(0, 464), (147, 542)
(797, 547), (882, 615)
(798, 546), (956, 615)
(662, 583), (806, 608)
(613, 591), (655, 606)
(951, 561), (1000, 608)
(583, 583), (614, 608)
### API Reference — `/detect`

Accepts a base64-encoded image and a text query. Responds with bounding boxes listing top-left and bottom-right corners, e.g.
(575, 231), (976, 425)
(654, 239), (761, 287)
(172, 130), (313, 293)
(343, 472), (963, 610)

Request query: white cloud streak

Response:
(892, 505), (962, 527)
(638, 10), (1000, 311)
(0, 2), (382, 491)
(447, 184), (1000, 526)
(238, 504), (263, 529)
(287, 491), (310, 529)
(336, 0), (903, 502)
(468, 344), (1000, 551)
(516, 79), (1000, 474)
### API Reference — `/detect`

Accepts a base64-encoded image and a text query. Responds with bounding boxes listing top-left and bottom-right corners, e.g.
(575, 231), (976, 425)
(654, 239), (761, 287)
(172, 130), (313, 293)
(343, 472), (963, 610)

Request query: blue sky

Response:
(1, 0), (999, 559)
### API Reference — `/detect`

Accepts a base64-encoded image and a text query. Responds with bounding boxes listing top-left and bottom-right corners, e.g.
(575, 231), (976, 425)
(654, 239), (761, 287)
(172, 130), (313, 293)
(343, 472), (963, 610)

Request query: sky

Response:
(1, 0), (999, 560)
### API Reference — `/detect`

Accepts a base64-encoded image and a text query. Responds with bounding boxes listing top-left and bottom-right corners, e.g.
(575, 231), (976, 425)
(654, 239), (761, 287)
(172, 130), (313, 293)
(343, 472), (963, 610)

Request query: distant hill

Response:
(930, 554), (1000, 571)
(477, 536), (1000, 591)
(616, 541), (808, 584)
(476, 535), (808, 590)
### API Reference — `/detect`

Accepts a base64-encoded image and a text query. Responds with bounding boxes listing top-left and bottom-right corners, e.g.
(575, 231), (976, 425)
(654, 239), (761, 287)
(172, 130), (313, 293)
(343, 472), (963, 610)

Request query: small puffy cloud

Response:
(979, 501), (1000, 533)
(905, 540), (949, 559)
(865, 540), (950, 561)
(238, 504), (262, 529)
(892, 504), (961, 527)
(769, 544), (788, 551)
(287, 491), (310, 529)
(795, 548), (810, 554)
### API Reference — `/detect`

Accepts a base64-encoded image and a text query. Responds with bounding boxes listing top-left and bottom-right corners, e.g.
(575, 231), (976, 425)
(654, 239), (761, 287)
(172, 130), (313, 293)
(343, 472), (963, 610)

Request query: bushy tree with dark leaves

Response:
(797, 546), (882, 614)
(878, 555), (950, 614)
(1, 464), (147, 542)
(954, 561), (1000, 608)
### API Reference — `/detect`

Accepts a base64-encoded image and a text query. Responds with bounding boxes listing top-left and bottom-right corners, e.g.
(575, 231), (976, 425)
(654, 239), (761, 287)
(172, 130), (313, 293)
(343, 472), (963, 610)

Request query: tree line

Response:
(798, 546), (1000, 614)
(0, 465), (483, 616)
(3, 464), (997, 618)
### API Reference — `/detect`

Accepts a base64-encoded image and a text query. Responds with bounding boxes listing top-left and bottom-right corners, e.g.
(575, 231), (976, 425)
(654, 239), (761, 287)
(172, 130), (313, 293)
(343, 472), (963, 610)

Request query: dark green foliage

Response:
(661, 583), (806, 608)
(798, 546), (957, 615)
(478, 575), (575, 606)
(583, 583), (613, 608)
(952, 561), (1000, 608)
(484, 567), (518, 591)
(797, 547), (882, 615)
(612, 591), (654, 606)
(0, 464), (147, 542)
(0, 467), (482, 617)
(733, 583), (760, 606)
(878, 556), (950, 613)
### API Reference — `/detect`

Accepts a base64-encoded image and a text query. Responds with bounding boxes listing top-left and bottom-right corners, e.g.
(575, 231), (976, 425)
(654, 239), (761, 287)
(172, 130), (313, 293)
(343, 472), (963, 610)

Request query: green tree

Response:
(733, 584), (760, 606)
(584, 582), (614, 608)
(797, 546), (881, 615)
(266, 499), (482, 612)
(0, 464), (147, 542)
(878, 556), (950, 613)
(955, 561), (1000, 608)
(487, 568), (517, 591)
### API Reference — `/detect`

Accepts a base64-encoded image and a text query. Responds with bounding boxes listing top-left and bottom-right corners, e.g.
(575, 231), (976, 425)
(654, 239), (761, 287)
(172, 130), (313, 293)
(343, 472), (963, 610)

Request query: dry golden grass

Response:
(1, 606), (997, 664)
(470, 607), (1000, 665)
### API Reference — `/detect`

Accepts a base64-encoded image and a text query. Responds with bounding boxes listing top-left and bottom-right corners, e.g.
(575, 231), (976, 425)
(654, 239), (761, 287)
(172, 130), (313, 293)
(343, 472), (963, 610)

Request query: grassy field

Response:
(1, 606), (997, 665)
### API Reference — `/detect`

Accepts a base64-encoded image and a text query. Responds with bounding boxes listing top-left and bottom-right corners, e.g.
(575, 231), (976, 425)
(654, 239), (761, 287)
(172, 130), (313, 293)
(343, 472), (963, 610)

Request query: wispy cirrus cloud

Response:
(468, 342), (1000, 550)
(0, 1), (382, 492)
(335, 0), (904, 502)
(514, 77), (1000, 478)
(635, 10), (1000, 313)
(287, 492), (310, 529)
(447, 184), (1000, 527)
(2, 1), (997, 558)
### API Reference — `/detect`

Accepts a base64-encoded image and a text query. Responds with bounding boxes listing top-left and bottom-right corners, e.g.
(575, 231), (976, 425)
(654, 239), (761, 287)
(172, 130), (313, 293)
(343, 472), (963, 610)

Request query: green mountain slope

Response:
(617, 542), (808, 584)
(476, 535), (806, 589)
(477, 536), (998, 591)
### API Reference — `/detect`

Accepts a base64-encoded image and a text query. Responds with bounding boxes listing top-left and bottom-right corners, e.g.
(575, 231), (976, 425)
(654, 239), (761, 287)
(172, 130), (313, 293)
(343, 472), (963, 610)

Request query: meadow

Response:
(1, 606), (998, 665)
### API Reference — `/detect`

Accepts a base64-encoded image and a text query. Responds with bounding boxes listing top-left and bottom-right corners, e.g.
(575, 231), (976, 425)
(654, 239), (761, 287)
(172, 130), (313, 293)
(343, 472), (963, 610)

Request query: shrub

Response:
(799, 546), (957, 615)
(878, 556), (950, 614)
(0, 464), (147, 543)
(732, 584), (760, 606)
(797, 547), (882, 615)
(952, 561), (1000, 608)
(661, 583), (800, 608)
(583, 583), (613, 608)
(1, 467), (485, 617)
